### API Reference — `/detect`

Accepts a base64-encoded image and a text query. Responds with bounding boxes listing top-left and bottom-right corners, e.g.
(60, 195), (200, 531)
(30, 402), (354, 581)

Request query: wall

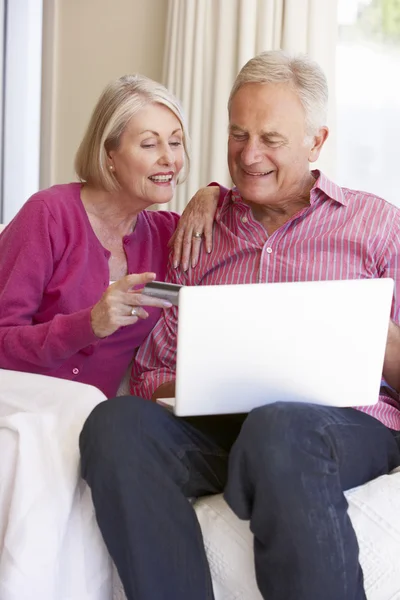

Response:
(41, 0), (167, 187)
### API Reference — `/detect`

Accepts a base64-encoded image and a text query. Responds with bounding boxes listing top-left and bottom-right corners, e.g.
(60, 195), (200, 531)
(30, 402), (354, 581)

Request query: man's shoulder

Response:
(341, 185), (400, 217)
(341, 184), (393, 204)
(313, 171), (400, 217)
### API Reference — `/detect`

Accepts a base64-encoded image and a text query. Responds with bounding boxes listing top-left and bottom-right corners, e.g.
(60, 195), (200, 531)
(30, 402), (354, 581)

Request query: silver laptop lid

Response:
(173, 278), (393, 416)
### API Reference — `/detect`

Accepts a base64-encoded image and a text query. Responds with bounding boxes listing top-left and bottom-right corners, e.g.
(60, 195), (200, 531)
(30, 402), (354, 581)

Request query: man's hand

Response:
(152, 380), (176, 402)
(383, 320), (400, 393)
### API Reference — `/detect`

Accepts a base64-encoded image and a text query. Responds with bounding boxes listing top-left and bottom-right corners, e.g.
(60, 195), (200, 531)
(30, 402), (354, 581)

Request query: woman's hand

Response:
(170, 185), (220, 271)
(90, 273), (172, 338)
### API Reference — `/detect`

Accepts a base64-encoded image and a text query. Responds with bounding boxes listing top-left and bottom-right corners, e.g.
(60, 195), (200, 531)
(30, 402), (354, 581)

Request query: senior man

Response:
(80, 51), (400, 600)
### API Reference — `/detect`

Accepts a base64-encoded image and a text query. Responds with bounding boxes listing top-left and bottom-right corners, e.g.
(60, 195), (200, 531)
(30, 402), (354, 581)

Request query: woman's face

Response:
(109, 102), (185, 208)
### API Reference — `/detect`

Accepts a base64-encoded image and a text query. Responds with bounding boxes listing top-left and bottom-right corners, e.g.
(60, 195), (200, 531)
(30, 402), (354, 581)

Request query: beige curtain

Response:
(163, 0), (338, 213)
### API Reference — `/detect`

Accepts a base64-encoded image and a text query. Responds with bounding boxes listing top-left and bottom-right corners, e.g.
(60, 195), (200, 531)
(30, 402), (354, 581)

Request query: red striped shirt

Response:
(131, 171), (400, 430)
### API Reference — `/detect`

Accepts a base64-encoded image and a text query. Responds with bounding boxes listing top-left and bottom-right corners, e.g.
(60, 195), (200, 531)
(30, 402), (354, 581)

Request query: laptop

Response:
(157, 278), (394, 416)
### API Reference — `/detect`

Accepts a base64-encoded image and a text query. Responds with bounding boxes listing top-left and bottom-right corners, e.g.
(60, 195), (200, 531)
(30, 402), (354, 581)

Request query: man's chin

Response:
(236, 180), (277, 203)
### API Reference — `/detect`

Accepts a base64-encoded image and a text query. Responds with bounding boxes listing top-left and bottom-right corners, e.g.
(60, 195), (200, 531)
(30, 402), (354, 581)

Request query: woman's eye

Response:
(141, 144), (156, 149)
(169, 141), (182, 147)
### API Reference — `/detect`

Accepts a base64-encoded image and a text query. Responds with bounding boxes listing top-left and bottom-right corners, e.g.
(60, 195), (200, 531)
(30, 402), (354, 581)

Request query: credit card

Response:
(142, 281), (182, 306)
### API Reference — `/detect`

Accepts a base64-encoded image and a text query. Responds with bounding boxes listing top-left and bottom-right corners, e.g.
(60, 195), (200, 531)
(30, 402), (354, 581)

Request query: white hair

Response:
(228, 50), (328, 135)
(75, 74), (190, 191)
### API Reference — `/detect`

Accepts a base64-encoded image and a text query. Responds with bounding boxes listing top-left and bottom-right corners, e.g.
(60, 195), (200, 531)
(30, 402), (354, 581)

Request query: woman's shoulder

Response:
(4, 183), (82, 231)
(140, 209), (180, 237)
(0, 183), (84, 254)
(26, 182), (82, 213)
(1, 183), (86, 247)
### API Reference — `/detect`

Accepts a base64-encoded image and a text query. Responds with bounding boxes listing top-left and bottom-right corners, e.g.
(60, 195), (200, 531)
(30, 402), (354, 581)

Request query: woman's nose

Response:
(160, 145), (175, 165)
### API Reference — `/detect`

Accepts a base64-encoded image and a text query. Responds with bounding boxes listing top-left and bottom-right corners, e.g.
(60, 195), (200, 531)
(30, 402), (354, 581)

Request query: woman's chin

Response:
(154, 195), (173, 206)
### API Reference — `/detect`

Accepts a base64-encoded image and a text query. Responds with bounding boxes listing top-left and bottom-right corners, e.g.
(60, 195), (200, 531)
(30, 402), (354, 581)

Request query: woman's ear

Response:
(106, 151), (115, 172)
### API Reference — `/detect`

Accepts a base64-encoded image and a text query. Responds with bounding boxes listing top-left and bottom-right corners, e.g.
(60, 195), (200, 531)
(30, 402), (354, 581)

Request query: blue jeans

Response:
(79, 397), (400, 600)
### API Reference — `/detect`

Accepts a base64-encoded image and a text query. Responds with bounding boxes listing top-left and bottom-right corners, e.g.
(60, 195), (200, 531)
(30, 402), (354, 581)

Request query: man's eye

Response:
(231, 134), (247, 141)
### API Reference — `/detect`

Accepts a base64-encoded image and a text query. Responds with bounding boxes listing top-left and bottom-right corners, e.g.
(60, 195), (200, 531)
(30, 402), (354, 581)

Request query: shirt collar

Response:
(217, 169), (347, 220)
(311, 170), (347, 206)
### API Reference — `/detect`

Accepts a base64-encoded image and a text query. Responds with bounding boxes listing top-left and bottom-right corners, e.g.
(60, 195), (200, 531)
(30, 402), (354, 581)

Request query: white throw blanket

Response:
(3, 367), (400, 600)
(0, 369), (112, 600)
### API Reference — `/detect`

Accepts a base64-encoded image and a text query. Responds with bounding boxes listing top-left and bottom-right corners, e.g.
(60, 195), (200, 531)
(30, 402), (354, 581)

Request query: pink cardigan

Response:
(0, 183), (179, 397)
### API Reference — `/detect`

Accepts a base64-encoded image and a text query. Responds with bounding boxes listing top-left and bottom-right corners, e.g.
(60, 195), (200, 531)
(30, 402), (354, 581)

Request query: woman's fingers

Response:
(126, 305), (149, 320)
(181, 228), (197, 271)
(170, 185), (219, 269)
(190, 230), (204, 269)
(171, 228), (184, 268)
(203, 217), (214, 255)
(114, 272), (156, 291)
(173, 228), (204, 271)
(125, 291), (172, 309)
(91, 273), (172, 338)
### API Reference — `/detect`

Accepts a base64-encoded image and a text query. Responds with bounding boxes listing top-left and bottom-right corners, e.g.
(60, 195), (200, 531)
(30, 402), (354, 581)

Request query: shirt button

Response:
(72, 368), (79, 375)
(241, 216), (248, 223)
(266, 247), (273, 254)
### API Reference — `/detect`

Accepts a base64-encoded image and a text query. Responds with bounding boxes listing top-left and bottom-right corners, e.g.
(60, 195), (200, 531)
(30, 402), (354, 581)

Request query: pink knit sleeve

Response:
(130, 260), (189, 400)
(0, 201), (99, 371)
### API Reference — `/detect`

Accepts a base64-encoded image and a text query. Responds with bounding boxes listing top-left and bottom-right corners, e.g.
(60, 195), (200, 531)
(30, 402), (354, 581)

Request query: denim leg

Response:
(79, 396), (242, 600)
(224, 402), (400, 600)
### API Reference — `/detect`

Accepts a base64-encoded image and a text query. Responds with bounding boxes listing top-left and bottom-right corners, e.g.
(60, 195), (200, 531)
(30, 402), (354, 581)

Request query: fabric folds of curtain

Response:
(163, 0), (338, 213)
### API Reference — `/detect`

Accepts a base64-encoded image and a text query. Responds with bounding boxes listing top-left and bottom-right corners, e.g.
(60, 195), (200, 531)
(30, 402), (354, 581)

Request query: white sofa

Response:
(112, 455), (400, 600)
(110, 384), (400, 600)
(1, 221), (400, 600)
(2, 369), (400, 600)
(193, 470), (400, 600)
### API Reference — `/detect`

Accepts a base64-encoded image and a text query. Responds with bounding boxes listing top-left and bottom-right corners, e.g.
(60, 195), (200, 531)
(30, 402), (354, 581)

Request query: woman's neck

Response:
(81, 184), (140, 236)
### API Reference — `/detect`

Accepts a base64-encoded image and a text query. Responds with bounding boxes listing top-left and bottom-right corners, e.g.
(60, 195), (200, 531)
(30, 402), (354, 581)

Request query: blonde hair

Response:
(75, 74), (190, 191)
(228, 50), (328, 134)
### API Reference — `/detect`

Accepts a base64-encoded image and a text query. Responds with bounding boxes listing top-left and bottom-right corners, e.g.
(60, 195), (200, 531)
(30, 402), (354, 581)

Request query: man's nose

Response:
(240, 140), (262, 165)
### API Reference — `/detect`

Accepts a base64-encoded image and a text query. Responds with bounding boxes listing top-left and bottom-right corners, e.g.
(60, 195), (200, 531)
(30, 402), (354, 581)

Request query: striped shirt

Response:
(131, 170), (400, 430)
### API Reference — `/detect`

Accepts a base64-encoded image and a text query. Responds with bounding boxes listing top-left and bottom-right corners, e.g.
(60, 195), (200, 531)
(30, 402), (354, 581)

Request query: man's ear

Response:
(308, 127), (329, 163)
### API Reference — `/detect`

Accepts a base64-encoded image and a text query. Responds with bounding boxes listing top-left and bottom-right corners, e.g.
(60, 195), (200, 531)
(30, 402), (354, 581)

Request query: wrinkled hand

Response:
(90, 272), (173, 338)
(170, 185), (219, 270)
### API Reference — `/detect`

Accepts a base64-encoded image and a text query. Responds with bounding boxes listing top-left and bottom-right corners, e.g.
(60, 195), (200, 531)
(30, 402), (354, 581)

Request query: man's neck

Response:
(244, 173), (315, 235)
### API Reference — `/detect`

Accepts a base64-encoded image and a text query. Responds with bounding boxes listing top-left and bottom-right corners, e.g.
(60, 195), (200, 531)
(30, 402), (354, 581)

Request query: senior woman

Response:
(0, 74), (218, 600)
(0, 74), (217, 397)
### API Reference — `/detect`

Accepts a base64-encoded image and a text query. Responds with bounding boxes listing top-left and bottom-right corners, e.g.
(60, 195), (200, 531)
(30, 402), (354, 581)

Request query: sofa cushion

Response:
(195, 494), (262, 600)
(112, 469), (400, 600)
(346, 467), (400, 598)
(194, 468), (400, 600)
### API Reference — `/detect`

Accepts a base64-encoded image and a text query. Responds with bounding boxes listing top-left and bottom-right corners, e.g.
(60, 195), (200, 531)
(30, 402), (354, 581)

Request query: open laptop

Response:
(157, 278), (394, 416)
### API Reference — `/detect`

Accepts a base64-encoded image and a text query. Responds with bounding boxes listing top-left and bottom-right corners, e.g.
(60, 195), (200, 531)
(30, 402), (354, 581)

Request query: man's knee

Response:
(79, 395), (166, 472)
(235, 402), (331, 470)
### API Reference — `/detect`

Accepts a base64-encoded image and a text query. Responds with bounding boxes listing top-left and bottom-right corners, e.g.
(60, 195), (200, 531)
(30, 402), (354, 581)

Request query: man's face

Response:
(228, 82), (320, 206)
